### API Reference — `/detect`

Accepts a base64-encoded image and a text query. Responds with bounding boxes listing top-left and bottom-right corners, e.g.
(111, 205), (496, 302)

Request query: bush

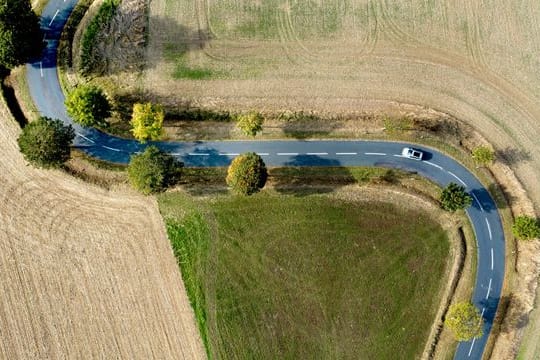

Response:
(79, 0), (119, 75)
(0, 0), (43, 69)
(445, 302), (483, 341)
(512, 215), (540, 240)
(17, 117), (74, 168)
(236, 112), (263, 136)
(127, 146), (181, 194)
(472, 146), (495, 166)
(440, 182), (472, 212)
(226, 152), (267, 195)
(131, 102), (164, 142)
(65, 85), (111, 127)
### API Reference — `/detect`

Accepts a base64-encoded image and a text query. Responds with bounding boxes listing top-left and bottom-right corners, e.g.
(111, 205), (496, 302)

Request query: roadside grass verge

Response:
(158, 191), (450, 359)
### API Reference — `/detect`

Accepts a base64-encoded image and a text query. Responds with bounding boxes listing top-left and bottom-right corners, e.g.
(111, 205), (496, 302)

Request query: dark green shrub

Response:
(17, 117), (74, 168)
(226, 152), (267, 195)
(127, 146), (181, 194)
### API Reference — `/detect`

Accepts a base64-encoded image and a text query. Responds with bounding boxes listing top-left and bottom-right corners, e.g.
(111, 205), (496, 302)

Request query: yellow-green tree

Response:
(472, 146), (495, 166)
(445, 302), (483, 341)
(236, 112), (263, 136)
(512, 215), (540, 240)
(130, 102), (164, 142)
(226, 152), (267, 195)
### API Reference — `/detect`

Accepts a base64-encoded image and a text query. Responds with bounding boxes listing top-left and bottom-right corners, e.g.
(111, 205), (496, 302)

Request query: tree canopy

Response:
(236, 112), (263, 136)
(130, 102), (164, 142)
(440, 182), (472, 212)
(445, 302), (483, 341)
(226, 152), (267, 195)
(65, 85), (111, 127)
(512, 215), (540, 240)
(127, 146), (181, 195)
(17, 117), (74, 168)
(0, 0), (43, 69)
(472, 146), (495, 166)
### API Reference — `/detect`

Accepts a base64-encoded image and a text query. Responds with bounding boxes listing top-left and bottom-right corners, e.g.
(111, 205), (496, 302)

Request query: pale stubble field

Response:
(143, 1), (540, 358)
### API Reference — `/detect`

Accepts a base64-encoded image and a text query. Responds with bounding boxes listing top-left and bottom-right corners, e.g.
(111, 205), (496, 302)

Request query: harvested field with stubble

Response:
(144, 3), (540, 357)
(0, 99), (205, 359)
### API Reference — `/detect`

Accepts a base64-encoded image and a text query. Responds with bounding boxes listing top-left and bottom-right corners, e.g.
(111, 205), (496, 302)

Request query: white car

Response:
(401, 147), (423, 160)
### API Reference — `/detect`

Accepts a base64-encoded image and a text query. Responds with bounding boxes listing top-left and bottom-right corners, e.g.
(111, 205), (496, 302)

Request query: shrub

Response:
(79, 0), (119, 75)
(17, 117), (74, 168)
(472, 146), (495, 166)
(226, 152), (267, 195)
(512, 215), (540, 240)
(440, 182), (472, 212)
(236, 112), (263, 136)
(65, 85), (111, 127)
(131, 102), (164, 142)
(127, 146), (181, 194)
(445, 302), (483, 341)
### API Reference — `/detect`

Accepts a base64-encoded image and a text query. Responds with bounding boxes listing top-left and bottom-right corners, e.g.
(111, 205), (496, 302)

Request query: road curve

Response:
(27, 1), (505, 358)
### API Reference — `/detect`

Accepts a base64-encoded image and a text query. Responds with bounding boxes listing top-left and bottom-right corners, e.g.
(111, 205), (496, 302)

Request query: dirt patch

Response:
(0, 97), (205, 357)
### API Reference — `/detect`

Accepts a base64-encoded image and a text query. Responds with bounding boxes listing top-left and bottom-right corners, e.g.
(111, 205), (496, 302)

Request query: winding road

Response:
(27, 1), (505, 358)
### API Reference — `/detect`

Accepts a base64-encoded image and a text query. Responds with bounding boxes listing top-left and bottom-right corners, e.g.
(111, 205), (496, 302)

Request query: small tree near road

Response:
(512, 215), (540, 240)
(65, 85), (111, 127)
(226, 152), (267, 195)
(236, 112), (263, 136)
(131, 102), (164, 142)
(17, 117), (74, 168)
(445, 302), (483, 341)
(127, 146), (181, 195)
(472, 146), (495, 166)
(0, 0), (43, 69)
(440, 182), (472, 212)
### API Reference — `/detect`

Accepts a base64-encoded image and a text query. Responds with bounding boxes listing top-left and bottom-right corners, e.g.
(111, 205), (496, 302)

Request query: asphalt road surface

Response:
(27, 0), (505, 358)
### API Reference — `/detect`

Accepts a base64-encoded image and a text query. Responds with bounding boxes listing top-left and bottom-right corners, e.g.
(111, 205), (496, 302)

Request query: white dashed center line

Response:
(491, 248), (494, 270)
(257, 153), (269, 156)
(485, 218), (492, 240)
(219, 153), (239, 156)
(472, 193), (484, 212)
(49, 9), (60, 26)
(76, 132), (95, 144)
(364, 152), (386, 156)
(188, 153), (209, 156)
(486, 278), (492, 299)
(306, 152), (328, 155)
(424, 161), (443, 170)
(481, 307), (486, 318)
(336, 152), (357, 155)
(448, 171), (467, 186)
(468, 338), (476, 357)
(102, 145), (120, 152)
(277, 153), (299, 156)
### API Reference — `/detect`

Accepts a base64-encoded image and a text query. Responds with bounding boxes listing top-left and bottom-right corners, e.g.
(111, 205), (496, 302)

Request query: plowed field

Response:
(0, 100), (205, 359)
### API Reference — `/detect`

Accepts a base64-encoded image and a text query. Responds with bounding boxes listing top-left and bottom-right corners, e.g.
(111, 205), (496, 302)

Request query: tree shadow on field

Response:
(495, 147), (530, 166)
(272, 155), (354, 196)
(147, 16), (212, 70)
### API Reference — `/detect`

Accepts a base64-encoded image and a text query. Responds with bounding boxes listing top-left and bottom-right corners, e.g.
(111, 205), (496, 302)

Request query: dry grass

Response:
(0, 98), (205, 358)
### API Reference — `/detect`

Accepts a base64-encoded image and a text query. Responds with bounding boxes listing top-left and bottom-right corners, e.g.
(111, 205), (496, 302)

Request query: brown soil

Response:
(0, 98), (205, 358)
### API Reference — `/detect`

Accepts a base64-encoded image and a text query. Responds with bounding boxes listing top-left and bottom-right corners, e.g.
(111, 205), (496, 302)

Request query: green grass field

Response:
(158, 191), (450, 359)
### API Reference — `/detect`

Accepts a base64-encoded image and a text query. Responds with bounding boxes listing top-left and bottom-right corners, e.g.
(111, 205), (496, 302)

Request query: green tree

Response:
(445, 302), (483, 341)
(65, 85), (111, 127)
(226, 152), (267, 195)
(17, 117), (74, 168)
(472, 146), (495, 166)
(512, 215), (540, 240)
(127, 146), (181, 195)
(130, 102), (164, 142)
(236, 112), (263, 136)
(440, 182), (472, 212)
(0, 0), (43, 69)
